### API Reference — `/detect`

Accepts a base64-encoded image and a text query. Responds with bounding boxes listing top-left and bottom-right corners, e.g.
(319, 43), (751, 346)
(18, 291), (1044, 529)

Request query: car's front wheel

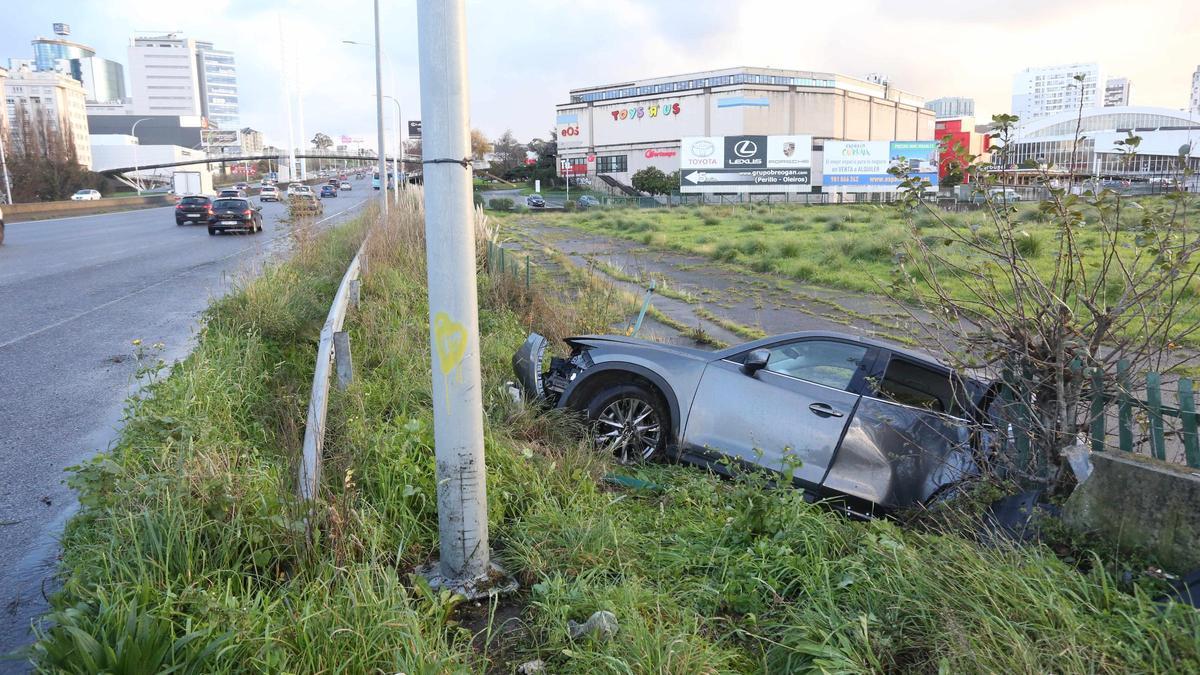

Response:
(585, 384), (667, 463)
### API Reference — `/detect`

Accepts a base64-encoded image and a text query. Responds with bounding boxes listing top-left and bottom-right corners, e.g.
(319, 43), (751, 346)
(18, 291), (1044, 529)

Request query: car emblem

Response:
(733, 140), (758, 158)
(691, 140), (715, 157)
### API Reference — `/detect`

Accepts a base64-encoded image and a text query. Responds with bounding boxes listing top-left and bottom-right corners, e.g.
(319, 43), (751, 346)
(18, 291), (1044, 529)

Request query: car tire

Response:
(208, 227), (218, 236)
(584, 384), (669, 464)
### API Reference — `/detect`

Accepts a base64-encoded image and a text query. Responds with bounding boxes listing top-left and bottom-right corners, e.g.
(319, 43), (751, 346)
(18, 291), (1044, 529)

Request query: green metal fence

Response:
(1002, 358), (1200, 470)
(484, 240), (531, 289)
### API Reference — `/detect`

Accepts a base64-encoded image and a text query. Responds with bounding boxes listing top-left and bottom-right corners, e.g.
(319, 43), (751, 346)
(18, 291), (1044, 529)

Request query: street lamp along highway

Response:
(130, 118), (152, 196)
(342, 28), (389, 218)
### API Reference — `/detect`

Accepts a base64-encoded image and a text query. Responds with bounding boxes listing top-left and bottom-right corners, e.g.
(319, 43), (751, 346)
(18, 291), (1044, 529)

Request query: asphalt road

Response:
(0, 177), (373, 669)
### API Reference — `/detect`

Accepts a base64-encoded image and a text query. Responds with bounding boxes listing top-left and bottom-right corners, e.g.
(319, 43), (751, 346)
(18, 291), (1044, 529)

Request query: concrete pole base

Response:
(414, 558), (518, 600)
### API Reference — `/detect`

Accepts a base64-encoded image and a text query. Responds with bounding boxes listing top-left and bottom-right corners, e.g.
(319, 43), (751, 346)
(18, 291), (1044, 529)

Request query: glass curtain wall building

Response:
(195, 42), (239, 129)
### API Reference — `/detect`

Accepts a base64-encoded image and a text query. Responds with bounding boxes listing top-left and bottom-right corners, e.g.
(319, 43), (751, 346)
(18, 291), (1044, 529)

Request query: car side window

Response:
(763, 340), (868, 391)
(874, 357), (956, 414)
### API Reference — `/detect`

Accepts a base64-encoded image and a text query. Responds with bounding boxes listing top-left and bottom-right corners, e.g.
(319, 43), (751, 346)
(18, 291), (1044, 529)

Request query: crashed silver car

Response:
(513, 331), (995, 515)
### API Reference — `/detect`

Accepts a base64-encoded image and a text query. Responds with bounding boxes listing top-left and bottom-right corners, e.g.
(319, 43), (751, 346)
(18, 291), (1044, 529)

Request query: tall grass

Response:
(30, 197), (1200, 673)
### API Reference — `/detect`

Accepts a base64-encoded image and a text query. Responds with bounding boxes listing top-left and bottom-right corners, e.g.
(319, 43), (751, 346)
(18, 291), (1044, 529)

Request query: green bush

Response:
(701, 214), (721, 226)
(778, 242), (802, 258)
(739, 222), (766, 232)
(472, 192), (484, 207)
(488, 197), (514, 211)
(563, 199), (576, 212)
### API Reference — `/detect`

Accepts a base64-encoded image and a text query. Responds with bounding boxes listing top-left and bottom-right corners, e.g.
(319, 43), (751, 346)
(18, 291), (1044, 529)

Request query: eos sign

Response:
(560, 125), (581, 137)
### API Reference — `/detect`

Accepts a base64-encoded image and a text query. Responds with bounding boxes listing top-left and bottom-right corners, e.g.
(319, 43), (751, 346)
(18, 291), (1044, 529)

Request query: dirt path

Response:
(506, 219), (934, 351)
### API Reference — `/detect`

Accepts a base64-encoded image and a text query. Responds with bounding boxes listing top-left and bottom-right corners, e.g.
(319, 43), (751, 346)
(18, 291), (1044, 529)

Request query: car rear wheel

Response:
(208, 227), (218, 236)
(585, 384), (667, 463)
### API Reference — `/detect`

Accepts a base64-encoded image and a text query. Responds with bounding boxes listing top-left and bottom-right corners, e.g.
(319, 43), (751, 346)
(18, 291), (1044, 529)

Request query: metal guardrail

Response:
(297, 240), (367, 502)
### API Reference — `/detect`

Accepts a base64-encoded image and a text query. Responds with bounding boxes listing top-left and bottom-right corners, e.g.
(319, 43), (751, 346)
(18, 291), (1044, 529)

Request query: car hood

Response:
(565, 334), (712, 359)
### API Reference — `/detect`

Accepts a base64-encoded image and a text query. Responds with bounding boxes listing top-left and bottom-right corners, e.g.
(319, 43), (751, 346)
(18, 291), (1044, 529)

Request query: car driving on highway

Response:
(70, 189), (101, 201)
(207, 197), (263, 235)
(218, 188), (247, 198)
(514, 330), (995, 516)
(339, 181), (352, 191)
(259, 185), (280, 202)
(319, 185), (337, 198)
(175, 195), (213, 225)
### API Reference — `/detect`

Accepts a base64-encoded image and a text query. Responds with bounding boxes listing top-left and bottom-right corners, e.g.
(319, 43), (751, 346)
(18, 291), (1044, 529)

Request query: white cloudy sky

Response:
(2, 0), (1197, 150)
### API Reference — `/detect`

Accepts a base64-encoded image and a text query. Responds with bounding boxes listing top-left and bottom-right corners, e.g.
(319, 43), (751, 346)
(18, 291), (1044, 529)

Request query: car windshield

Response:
(213, 199), (247, 210)
(74, 190), (91, 195)
(181, 197), (208, 205)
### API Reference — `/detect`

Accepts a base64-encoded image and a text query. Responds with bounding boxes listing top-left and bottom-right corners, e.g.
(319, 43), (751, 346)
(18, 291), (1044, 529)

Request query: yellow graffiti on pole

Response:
(433, 311), (468, 410)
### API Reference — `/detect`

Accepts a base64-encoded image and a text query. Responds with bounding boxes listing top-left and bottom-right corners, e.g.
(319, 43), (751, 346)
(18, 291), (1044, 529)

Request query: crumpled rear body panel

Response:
(822, 397), (975, 509)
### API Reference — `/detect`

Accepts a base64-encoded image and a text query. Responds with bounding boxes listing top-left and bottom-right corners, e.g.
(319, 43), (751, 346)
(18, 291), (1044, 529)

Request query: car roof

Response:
(711, 330), (951, 370)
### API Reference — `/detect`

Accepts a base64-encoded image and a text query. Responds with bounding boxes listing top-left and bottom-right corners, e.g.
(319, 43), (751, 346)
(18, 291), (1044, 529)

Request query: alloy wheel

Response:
(595, 397), (661, 463)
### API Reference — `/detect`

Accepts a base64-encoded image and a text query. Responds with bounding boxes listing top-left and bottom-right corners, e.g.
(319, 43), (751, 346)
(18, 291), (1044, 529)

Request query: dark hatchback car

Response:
(207, 198), (263, 235)
(320, 185), (338, 198)
(175, 195), (212, 225)
(526, 194), (546, 208)
(514, 331), (995, 516)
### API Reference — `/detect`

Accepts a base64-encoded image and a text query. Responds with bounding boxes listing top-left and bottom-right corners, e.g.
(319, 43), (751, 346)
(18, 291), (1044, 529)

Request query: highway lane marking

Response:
(0, 201), (367, 351)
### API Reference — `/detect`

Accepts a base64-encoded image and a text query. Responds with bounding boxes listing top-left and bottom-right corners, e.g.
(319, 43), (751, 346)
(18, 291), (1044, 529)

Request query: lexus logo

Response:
(733, 140), (758, 158)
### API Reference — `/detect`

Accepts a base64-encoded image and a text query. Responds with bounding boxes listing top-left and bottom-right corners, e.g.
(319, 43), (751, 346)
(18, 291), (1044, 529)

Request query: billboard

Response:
(202, 129), (240, 147)
(680, 135), (813, 193)
(557, 112), (583, 149)
(407, 120), (422, 138)
(822, 140), (939, 191)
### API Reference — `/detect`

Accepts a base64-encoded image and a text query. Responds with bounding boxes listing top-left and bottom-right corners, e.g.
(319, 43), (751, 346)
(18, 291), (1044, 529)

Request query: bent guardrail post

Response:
(298, 240), (366, 504)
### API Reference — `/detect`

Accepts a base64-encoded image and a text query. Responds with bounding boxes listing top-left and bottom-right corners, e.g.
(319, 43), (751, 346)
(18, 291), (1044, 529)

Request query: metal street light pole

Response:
(130, 118), (152, 195)
(343, 35), (391, 217)
(416, 0), (493, 594)
(382, 95), (402, 205)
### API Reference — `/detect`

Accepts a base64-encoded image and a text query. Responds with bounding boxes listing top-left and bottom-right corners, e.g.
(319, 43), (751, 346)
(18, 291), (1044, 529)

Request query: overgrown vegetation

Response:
(28, 196), (1200, 673)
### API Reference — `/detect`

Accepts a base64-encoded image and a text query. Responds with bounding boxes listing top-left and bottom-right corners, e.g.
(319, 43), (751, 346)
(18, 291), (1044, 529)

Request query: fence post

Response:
(333, 330), (353, 390)
(1146, 371), (1166, 460)
(1117, 359), (1133, 452)
(486, 240), (493, 274)
(499, 246), (506, 274)
(1090, 366), (1106, 453)
(1179, 378), (1200, 468)
(525, 256), (530, 290)
(349, 279), (361, 310)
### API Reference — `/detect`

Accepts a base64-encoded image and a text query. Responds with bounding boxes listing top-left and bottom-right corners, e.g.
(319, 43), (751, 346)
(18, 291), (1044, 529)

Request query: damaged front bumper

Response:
(511, 332), (591, 406)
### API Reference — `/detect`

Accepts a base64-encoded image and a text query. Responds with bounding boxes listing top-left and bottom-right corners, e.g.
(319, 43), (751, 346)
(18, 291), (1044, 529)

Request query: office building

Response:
(77, 56), (126, 103)
(2, 66), (92, 168)
(196, 41), (240, 129)
(927, 96), (975, 119)
(555, 66), (935, 188)
(1104, 77), (1130, 107)
(128, 34), (203, 116)
(31, 32), (95, 82)
(1011, 63), (1102, 120)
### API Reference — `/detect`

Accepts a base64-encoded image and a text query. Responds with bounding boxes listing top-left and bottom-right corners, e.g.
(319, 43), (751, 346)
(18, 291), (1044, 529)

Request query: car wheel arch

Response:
(559, 362), (682, 446)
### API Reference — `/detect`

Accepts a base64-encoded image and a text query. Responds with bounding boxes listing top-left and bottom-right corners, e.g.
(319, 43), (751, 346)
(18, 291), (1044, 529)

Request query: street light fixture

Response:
(343, 29), (388, 214)
(130, 117), (152, 195)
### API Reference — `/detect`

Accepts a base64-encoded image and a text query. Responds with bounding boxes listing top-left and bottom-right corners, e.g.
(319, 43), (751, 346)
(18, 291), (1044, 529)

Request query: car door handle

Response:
(808, 403), (844, 418)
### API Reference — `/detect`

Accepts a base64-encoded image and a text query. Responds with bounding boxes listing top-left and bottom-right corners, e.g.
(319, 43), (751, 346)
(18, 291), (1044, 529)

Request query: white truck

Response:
(172, 170), (213, 197)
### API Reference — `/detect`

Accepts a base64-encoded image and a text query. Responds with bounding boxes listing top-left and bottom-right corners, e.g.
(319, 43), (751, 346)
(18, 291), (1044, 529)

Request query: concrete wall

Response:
(1063, 451), (1200, 571)
(4, 195), (174, 222)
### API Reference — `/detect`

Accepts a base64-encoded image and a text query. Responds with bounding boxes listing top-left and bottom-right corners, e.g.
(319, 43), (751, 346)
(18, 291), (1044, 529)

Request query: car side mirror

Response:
(743, 349), (770, 375)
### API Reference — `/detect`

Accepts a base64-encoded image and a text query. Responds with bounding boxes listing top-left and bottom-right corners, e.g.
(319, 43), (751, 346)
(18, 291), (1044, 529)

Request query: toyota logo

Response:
(733, 140), (758, 158)
(690, 140), (715, 157)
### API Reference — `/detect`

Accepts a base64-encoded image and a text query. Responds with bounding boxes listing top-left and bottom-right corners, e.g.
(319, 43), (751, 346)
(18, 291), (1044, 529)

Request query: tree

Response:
(469, 128), (492, 160)
(311, 132), (334, 150)
(490, 130), (527, 178)
(5, 100), (105, 201)
(631, 166), (675, 196)
(888, 110), (1200, 492)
